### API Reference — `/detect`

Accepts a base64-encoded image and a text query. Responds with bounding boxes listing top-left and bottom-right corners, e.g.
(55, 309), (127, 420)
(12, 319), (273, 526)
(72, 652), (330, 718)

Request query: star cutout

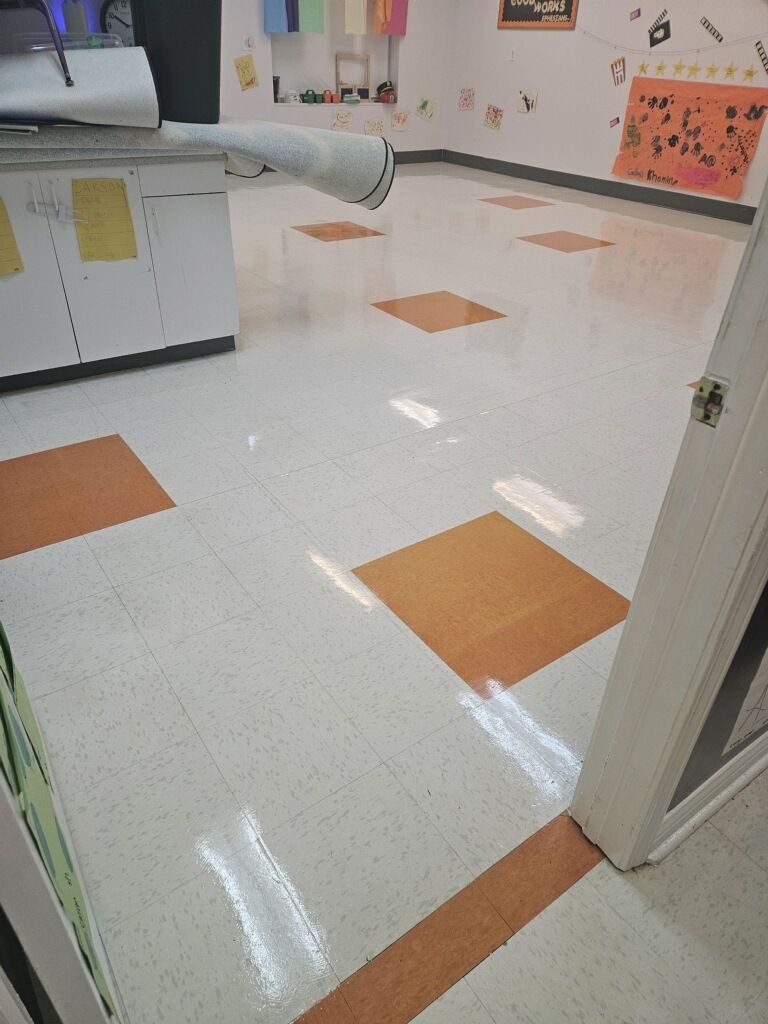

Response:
(656, 60), (667, 76)
(687, 62), (701, 78)
(706, 63), (719, 79)
(637, 61), (650, 75)
(744, 64), (757, 82)
(673, 60), (686, 76)
(724, 62), (737, 80)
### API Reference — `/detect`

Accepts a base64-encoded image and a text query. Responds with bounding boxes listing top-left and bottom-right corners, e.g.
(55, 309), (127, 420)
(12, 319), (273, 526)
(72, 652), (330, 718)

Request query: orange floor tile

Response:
(372, 291), (506, 334)
(292, 221), (384, 241)
(0, 435), (174, 558)
(518, 230), (615, 253)
(481, 195), (554, 210)
(303, 815), (602, 1024)
(354, 512), (629, 696)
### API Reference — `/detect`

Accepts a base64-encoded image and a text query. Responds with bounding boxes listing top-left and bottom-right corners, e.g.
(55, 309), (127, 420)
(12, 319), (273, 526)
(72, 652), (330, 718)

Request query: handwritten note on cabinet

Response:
(72, 178), (138, 262)
(0, 199), (23, 275)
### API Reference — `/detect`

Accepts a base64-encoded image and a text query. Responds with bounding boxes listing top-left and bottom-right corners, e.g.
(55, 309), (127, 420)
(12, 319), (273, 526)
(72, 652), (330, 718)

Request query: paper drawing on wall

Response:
(744, 65), (758, 83)
(757, 41), (768, 77)
(234, 54), (259, 91)
(364, 117), (385, 136)
(391, 110), (410, 131)
(610, 116), (621, 127)
(648, 8), (670, 47)
(517, 90), (537, 113)
(458, 87), (476, 111)
(700, 16), (723, 44)
(611, 58), (627, 86)
(484, 103), (505, 129)
(613, 77), (768, 199)
(498, 0), (578, 30)
(630, 7), (641, 20)
(331, 109), (353, 131)
(416, 98), (436, 120)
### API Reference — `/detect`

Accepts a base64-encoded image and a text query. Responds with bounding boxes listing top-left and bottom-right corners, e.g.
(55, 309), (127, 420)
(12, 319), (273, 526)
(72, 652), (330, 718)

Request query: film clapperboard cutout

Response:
(757, 40), (768, 77)
(649, 8), (670, 48)
(700, 17), (723, 44)
(630, 8), (641, 21)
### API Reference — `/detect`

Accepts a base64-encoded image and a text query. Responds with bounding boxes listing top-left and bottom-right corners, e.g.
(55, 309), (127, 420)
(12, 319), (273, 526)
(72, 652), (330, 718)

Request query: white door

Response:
(145, 193), (239, 347)
(0, 172), (80, 377)
(41, 166), (165, 362)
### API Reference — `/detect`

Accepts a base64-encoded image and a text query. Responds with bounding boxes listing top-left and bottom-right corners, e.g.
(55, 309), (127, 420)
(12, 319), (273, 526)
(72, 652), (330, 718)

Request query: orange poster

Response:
(613, 77), (768, 200)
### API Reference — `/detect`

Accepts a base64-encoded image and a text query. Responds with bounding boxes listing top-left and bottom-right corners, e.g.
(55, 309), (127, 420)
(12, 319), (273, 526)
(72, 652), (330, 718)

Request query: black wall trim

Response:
(0, 337), (235, 393)
(394, 149), (445, 165)
(442, 150), (756, 225)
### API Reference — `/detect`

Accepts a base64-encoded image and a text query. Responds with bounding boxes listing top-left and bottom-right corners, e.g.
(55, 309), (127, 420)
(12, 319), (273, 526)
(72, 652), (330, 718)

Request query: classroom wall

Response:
(220, 0), (448, 153)
(444, 0), (768, 207)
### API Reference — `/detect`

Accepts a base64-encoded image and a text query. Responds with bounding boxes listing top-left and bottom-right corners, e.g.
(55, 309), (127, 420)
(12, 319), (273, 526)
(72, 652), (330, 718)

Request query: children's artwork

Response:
(648, 9), (670, 47)
(484, 103), (505, 129)
(630, 8), (641, 20)
(498, 0), (578, 30)
(331, 109), (353, 131)
(611, 57), (626, 86)
(757, 41), (768, 77)
(391, 110), (410, 131)
(233, 54), (259, 91)
(458, 87), (476, 111)
(613, 77), (768, 199)
(610, 115), (621, 127)
(700, 16), (723, 43)
(416, 98), (435, 120)
(517, 90), (537, 113)
(364, 117), (385, 136)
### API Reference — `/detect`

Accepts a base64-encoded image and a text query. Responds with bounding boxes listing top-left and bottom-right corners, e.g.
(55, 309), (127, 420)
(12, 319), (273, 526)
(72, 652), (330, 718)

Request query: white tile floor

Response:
(2, 165), (767, 1024)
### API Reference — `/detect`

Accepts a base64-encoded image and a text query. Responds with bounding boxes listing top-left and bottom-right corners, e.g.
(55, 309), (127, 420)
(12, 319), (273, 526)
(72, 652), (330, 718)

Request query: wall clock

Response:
(100, 0), (134, 46)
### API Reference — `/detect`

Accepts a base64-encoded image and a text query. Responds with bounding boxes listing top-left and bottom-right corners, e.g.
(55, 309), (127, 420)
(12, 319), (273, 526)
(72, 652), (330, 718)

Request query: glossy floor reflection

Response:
(1, 164), (764, 1024)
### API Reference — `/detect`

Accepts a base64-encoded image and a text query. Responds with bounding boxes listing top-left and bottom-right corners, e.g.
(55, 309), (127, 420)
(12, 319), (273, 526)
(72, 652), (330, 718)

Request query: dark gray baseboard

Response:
(1, 336), (235, 392)
(394, 149), (445, 164)
(442, 150), (756, 224)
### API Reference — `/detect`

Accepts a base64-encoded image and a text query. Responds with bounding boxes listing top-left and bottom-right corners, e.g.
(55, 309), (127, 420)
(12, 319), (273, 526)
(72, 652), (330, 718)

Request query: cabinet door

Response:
(41, 166), (165, 362)
(0, 172), (80, 376)
(145, 193), (239, 347)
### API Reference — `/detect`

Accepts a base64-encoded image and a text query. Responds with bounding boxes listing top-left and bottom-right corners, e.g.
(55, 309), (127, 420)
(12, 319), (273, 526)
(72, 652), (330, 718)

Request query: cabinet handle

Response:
(27, 180), (39, 214)
(47, 181), (59, 213)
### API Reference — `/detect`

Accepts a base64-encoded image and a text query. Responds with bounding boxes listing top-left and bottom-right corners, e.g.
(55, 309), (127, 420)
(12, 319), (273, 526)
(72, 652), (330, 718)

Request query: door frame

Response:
(571, 177), (768, 870)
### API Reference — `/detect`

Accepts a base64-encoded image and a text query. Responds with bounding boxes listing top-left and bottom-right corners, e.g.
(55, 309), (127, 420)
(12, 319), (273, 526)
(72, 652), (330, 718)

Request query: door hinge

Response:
(691, 375), (729, 428)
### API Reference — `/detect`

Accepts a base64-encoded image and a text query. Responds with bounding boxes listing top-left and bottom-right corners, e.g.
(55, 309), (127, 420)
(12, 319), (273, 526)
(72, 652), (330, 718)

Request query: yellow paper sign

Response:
(72, 178), (137, 262)
(0, 198), (23, 275)
(234, 54), (259, 91)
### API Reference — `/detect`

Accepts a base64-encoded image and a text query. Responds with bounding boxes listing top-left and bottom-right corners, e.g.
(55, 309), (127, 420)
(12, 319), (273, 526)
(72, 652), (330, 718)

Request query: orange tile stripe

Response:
(372, 292), (506, 334)
(518, 230), (615, 253)
(354, 513), (629, 697)
(293, 221), (384, 241)
(481, 195), (555, 210)
(0, 435), (174, 558)
(297, 815), (603, 1024)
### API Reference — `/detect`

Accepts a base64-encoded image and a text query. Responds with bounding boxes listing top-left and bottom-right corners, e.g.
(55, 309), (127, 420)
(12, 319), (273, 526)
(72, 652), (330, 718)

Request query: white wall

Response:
(220, 0), (448, 153)
(445, 0), (768, 207)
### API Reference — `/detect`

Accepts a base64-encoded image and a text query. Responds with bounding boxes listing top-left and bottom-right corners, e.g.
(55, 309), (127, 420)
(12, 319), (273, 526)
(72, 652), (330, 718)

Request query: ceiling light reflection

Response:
(307, 549), (374, 608)
(493, 474), (584, 537)
(389, 397), (442, 429)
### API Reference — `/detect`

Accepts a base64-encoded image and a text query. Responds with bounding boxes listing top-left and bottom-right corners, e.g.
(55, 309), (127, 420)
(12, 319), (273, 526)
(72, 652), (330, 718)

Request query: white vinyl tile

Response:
(147, 448), (252, 504)
(334, 439), (443, 495)
(377, 472), (492, 537)
(84, 508), (210, 585)
(225, 430), (326, 480)
(738, 990), (768, 1024)
(261, 461), (371, 521)
(97, 392), (187, 432)
(67, 734), (253, 929)
(117, 554), (254, 648)
(458, 405), (548, 449)
(412, 981), (496, 1024)
(77, 368), (163, 406)
(219, 524), (338, 605)
(466, 875), (718, 1024)
(572, 623), (624, 678)
(306, 498), (424, 567)
(261, 576), (402, 673)
(3, 381), (92, 420)
(152, 609), (309, 731)
(19, 407), (112, 450)
(35, 653), (194, 804)
(105, 833), (336, 1024)
(0, 420), (33, 460)
(389, 708), (569, 876)
(117, 414), (219, 466)
(710, 770), (768, 872)
(181, 484), (294, 550)
(588, 823), (768, 1024)
(202, 676), (380, 833)
(0, 537), (110, 625)
(7, 590), (147, 698)
(266, 764), (472, 979)
(317, 636), (467, 760)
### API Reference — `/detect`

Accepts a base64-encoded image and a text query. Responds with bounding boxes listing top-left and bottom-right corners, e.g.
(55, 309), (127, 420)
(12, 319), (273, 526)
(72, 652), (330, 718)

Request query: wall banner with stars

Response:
(613, 77), (768, 200)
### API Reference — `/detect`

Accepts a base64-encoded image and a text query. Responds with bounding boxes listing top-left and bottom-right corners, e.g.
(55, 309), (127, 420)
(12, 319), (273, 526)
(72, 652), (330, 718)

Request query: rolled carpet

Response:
(0, 118), (396, 210)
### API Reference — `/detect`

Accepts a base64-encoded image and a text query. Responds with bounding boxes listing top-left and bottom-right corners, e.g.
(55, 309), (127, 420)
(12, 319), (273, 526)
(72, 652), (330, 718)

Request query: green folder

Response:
(299, 0), (324, 32)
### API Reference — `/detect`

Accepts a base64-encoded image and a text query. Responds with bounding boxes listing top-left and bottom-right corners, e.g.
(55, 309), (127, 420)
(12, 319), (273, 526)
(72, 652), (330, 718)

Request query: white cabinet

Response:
(0, 171), (80, 376)
(146, 193), (239, 347)
(42, 165), (165, 363)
